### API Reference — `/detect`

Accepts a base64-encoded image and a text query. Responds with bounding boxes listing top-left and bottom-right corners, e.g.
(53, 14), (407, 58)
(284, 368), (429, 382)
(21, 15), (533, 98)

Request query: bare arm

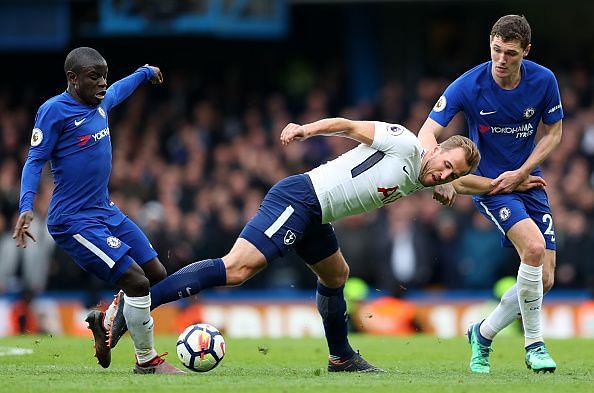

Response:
(280, 118), (375, 146)
(417, 117), (446, 150)
(453, 174), (547, 195)
(490, 120), (562, 194)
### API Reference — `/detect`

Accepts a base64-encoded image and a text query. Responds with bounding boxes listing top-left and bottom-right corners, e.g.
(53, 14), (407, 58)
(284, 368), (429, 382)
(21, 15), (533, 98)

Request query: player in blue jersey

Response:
(418, 15), (562, 373)
(12, 47), (183, 374)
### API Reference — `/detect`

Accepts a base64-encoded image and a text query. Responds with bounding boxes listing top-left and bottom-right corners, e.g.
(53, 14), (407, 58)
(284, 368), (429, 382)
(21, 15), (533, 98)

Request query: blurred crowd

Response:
(1, 61), (594, 298)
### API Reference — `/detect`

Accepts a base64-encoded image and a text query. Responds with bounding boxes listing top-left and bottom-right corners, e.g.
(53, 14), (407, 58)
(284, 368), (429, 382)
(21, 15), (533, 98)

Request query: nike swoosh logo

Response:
(185, 287), (192, 296)
(524, 297), (541, 303)
(74, 118), (86, 126)
(479, 110), (496, 115)
(142, 319), (151, 325)
(403, 166), (409, 175)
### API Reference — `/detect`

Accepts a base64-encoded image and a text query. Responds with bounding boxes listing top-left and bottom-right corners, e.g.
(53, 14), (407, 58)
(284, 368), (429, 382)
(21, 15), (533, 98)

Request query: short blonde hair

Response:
(440, 135), (481, 173)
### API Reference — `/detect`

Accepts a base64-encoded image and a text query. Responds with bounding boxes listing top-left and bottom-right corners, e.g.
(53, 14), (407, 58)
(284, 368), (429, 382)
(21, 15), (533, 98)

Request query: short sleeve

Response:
(541, 72), (564, 125)
(429, 78), (465, 127)
(371, 122), (420, 156)
(28, 103), (62, 160)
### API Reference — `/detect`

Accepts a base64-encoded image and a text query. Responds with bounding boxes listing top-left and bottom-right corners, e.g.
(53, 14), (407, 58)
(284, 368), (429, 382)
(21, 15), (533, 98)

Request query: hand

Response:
(489, 169), (529, 195)
(432, 183), (457, 207)
(12, 211), (36, 248)
(144, 65), (163, 85)
(280, 123), (308, 145)
(515, 175), (547, 192)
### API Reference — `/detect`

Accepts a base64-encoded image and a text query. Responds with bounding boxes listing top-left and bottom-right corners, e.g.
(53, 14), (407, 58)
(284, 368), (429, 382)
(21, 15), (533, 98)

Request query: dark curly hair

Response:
(491, 15), (531, 50)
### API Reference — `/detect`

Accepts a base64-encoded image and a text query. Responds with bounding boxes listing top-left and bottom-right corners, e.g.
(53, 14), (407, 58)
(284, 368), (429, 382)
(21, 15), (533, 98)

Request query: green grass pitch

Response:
(0, 334), (592, 393)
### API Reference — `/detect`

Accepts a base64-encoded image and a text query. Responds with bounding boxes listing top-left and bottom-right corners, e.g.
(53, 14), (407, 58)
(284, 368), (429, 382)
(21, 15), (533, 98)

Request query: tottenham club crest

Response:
(499, 207), (511, 222)
(523, 107), (535, 119)
(284, 230), (296, 245)
(433, 96), (447, 112)
(107, 236), (121, 248)
(98, 107), (106, 118)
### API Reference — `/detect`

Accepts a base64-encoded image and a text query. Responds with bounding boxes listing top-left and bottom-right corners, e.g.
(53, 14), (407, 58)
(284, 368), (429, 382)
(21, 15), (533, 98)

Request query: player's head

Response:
(64, 47), (108, 106)
(489, 15), (531, 81)
(419, 135), (480, 187)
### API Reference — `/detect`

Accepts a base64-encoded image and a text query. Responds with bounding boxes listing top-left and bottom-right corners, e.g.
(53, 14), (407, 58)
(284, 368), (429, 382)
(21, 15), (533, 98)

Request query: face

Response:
(68, 60), (108, 106)
(489, 35), (530, 81)
(419, 146), (472, 187)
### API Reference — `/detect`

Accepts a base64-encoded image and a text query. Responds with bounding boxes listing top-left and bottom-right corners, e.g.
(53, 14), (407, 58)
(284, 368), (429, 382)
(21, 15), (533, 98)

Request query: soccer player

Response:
(12, 47), (183, 374)
(418, 15), (562, 373)
(109, 118), (544, 372)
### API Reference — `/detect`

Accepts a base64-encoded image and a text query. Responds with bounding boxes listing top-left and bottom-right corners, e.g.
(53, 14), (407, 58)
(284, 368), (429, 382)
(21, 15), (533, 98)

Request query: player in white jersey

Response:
(127, 117), (545, 372)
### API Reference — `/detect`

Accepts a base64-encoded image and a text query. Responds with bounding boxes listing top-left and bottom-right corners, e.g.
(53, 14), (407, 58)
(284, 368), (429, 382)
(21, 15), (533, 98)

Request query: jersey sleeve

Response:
(102, 66), (153, 111)
(541, 72), (564, 125)
(19, 104), (62, 212)
(371, 122), (420, 156)
(428, 78), (465, 127)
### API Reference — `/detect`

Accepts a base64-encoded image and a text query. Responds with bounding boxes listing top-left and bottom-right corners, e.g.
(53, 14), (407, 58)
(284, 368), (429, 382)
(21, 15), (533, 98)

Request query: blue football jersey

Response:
(429, 60), (563, 179)
(20, 67), (154, 225)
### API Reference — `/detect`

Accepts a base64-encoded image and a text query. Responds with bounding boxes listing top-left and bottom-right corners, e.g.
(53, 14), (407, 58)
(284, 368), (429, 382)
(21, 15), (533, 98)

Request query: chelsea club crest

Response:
(523, 107), (535, 119)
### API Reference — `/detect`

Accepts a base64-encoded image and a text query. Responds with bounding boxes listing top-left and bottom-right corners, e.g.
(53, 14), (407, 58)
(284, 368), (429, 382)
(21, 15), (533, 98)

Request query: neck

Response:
(67, 85), (83, 104)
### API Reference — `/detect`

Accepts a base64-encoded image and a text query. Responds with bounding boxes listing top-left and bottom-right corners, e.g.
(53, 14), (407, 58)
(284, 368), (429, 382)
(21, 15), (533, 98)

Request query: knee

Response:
(319, 262), (350, 289)
(223, 256), (266, 287)
(148, 263), (167, 285)
(521, 241), (546, 265)
(120, 273), (150, 297)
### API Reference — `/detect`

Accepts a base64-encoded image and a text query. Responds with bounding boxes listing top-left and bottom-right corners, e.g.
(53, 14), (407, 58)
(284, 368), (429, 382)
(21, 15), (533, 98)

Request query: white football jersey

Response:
(307, 122), (426, 223)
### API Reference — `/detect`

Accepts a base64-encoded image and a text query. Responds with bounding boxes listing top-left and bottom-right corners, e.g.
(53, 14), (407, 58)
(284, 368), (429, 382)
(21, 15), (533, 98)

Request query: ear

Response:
(523, 43), (531, 57)
(66, 70), (78, 86)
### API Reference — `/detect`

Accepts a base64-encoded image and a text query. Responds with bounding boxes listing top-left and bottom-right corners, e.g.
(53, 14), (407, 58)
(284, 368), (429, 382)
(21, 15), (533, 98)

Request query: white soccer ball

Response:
(176, 323), (226, 372)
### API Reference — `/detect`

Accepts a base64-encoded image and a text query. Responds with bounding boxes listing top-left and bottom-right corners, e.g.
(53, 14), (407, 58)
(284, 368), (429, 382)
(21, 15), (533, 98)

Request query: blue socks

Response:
(316, 281), (355, 359)
(150, 258), (226, 310)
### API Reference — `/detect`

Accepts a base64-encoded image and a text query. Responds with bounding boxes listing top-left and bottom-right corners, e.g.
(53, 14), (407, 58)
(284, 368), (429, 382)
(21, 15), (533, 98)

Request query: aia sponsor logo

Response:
(378, 186), (402, 203)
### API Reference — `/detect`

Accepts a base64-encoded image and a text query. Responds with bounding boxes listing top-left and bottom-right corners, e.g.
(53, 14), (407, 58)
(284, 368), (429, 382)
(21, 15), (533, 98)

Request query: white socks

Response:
(123, 294), (157, 364)
(480, 284), (520, 340)
(516, 263), (544, 346)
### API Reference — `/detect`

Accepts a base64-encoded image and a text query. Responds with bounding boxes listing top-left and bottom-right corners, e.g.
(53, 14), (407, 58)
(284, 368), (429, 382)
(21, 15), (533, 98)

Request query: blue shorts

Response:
(473, 188), (556, 250)
(240, 174), (339, 264)
(48, 216), (158, 284)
